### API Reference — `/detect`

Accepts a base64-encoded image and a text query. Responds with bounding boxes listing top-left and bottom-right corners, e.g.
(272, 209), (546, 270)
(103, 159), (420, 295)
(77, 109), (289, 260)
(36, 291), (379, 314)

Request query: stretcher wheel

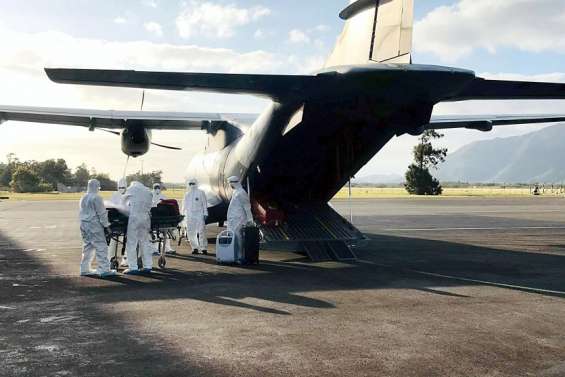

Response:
(158, 256), (166, 269)
(110, 258), (119, 271)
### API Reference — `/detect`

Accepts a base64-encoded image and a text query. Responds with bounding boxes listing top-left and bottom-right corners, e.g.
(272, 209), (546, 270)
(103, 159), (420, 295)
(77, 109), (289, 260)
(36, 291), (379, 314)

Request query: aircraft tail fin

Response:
(324, 0), (414, 68)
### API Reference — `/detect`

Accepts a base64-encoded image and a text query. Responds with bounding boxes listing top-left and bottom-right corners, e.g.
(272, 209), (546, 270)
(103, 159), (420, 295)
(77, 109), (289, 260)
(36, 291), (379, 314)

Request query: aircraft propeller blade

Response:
(150, 142), (182, 151)
(99, 128), (182, 150)
(99, 128), (121, 136)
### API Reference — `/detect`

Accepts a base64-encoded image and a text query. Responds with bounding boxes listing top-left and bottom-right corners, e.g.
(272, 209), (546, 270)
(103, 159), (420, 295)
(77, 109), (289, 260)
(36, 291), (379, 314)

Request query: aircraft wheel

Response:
(158, 256), (166, 269)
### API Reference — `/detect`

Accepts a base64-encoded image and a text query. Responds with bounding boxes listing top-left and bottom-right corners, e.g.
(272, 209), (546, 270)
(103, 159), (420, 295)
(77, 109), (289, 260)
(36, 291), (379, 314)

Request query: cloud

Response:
(288, 29), (310, 44)
(142, 0), (158, 8)
(176, 1), (271, 39)
(253, 29), (264, 40)
(414, 0), (565, 62)
(310, 24), (330, 33)
(144, 21), (164, 37)
(113, 17), (127, 24)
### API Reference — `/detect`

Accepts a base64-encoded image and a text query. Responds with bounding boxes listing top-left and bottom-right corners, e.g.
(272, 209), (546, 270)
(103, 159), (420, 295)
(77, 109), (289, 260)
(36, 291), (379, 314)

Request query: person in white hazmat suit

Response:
(183, 178), (209, 255)
(107, 178), (129, 267)
(151, 183), (176, 255)
(123, 181), (154, 275)
(79, 179), (117, 277)
(226, 176), (254, 260)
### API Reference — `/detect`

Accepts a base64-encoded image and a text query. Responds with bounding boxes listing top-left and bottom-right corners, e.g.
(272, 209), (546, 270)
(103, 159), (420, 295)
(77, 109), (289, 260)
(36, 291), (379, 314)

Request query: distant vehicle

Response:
(3, 0), (565, 259)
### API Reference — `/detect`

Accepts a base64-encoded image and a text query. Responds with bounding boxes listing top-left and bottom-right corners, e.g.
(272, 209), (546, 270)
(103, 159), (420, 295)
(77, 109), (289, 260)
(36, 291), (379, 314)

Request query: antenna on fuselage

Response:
(140, 90), (145, 111)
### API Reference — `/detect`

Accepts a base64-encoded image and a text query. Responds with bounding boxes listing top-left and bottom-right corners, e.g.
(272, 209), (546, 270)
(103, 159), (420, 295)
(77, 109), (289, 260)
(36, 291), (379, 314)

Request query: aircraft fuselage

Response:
(186, 64), (477, 223)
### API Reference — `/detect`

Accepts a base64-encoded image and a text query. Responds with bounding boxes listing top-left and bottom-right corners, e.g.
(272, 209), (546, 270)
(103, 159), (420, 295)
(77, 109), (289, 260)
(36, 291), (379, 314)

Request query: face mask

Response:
(119, 188), (126, 194)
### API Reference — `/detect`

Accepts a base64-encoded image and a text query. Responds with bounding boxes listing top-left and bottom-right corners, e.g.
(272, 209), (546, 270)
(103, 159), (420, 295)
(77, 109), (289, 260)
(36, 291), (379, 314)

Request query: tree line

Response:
(0, 153), (163, 193)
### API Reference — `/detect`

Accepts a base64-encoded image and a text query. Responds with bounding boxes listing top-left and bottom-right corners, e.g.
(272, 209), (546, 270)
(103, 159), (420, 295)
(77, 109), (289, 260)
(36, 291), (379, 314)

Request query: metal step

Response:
(261, 204), (364, 243)
(326, 241), (356, 261)
(302, 241), (333, 262)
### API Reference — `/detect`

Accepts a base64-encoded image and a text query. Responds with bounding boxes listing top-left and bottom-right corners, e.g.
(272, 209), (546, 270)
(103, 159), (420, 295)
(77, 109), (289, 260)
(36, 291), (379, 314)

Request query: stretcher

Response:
(151, 215), (184, 268)
(106, 208), (184, 270)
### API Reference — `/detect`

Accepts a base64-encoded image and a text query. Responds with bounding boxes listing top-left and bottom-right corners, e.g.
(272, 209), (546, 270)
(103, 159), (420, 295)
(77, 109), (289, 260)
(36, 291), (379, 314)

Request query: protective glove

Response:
(104, 227), (112, 246)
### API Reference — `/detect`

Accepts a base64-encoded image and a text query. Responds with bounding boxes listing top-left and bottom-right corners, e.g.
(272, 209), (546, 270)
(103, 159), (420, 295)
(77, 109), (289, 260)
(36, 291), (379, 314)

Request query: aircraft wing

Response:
(45, 68), (316, 100)
(0, 105), (252, 130)
(426, 114), (565, 132)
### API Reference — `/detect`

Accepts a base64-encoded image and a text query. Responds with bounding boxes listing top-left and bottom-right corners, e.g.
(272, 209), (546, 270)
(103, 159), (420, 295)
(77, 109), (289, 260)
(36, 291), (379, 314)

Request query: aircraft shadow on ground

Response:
(0, 231), (229, 376)
(3, 228), (565, 374)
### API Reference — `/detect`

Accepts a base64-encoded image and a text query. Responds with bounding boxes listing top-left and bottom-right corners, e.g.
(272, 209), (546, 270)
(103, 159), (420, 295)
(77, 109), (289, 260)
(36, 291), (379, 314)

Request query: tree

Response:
(73, 163), (91, 188)
(10, 166), (51, 193)
(33, 159), (72, 190)
(91, 173), (117, 191)
(0, 153), (20, 187)
(126, 170), (163, 188)
(405, 130), (447, 195)
(0, 163), (6, 187)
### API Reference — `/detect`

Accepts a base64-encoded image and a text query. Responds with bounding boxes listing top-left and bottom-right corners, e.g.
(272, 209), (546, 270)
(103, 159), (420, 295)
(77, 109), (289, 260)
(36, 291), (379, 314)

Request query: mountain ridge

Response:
(437, 124), (565, 183)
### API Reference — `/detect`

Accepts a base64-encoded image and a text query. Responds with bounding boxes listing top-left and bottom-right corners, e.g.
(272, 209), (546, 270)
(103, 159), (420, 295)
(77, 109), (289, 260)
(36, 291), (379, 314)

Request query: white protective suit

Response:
(226, 176), (254, 258)
(107, 178), (128, 265)
(151, 183), (175, 254)
(183, 179), (208, 253)
(79, 179), (112, 276)
(124, 181), (153, 272)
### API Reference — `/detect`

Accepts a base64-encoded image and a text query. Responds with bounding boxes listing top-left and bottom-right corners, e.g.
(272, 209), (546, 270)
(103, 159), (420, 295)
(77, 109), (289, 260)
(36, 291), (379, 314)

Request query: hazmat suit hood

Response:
(187, 178), (198, 191)
(227, 176), (242, 190)
(87, 179), (101, 194)
(129, 181), (144, 189)
(117, 178), (127, 193)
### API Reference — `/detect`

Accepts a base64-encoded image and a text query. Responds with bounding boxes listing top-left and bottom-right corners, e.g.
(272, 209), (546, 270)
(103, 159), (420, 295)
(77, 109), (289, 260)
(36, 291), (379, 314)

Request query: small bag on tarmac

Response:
(241, 225), (260, 265)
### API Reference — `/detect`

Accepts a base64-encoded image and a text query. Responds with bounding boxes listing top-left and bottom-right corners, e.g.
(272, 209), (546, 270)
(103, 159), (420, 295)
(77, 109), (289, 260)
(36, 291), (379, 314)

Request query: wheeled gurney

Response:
(106, 207), (184, 270)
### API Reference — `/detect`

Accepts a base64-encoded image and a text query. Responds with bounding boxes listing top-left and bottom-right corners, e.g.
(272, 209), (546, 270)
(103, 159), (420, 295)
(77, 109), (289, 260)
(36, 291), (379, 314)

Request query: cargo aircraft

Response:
(3, 0), (565, 261)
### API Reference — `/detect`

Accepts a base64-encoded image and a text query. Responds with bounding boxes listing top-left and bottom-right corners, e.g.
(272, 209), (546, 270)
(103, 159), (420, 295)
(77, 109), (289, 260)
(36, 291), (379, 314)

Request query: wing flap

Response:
(45, 68), (316, 100)
(426, 114), (565, 132)
(0, 105), (241, 130)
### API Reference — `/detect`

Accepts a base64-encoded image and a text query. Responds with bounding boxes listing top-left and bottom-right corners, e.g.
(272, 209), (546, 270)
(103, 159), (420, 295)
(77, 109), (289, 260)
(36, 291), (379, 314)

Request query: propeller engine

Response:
(121, 125), (151, 157)
(100, 122), (181, 158)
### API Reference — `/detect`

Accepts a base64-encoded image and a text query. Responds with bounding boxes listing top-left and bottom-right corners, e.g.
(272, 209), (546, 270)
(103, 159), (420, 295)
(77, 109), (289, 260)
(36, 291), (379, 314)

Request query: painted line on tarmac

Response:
(406, 269), (565, 297)
(382, 226), (565, 232)
(360, 260), (565, 297)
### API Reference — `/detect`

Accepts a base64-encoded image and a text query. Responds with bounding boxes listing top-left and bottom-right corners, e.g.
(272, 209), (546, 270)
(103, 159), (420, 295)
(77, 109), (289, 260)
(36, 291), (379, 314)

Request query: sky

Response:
(1, 0), (565, 182)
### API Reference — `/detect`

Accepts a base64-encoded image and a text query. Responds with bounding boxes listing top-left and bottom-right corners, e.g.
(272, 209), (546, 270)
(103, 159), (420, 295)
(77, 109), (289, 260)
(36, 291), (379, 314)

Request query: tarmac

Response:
(1, 197), (565, 376)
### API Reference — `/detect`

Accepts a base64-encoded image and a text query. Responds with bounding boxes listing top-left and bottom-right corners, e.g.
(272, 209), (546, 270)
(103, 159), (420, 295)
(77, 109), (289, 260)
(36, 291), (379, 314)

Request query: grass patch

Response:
(2, 187), (563, 202)
(335, 187), (563, 198)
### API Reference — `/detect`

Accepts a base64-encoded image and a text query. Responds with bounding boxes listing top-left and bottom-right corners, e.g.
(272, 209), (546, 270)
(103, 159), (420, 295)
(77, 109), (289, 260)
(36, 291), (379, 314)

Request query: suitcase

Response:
(241, 225), (260, 265)
(216, 230), (237, 264)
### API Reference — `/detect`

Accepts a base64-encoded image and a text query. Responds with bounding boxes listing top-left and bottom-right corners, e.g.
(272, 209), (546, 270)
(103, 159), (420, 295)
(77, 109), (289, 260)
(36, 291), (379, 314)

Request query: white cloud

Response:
(311, 24), (330, 33)
(142, 0), (158, 8)
(144, 21), (164, 37)
(176, 1), (271, 39)
(415, 0), (565, 62)
(288, 29), (310, 44)
(254, 29), (264, 40)
(113, 17), (127, 24)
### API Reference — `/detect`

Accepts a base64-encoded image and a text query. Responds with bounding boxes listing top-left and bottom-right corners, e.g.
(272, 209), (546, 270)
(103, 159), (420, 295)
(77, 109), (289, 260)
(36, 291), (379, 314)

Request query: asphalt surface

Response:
(1, 197), (565, 376)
